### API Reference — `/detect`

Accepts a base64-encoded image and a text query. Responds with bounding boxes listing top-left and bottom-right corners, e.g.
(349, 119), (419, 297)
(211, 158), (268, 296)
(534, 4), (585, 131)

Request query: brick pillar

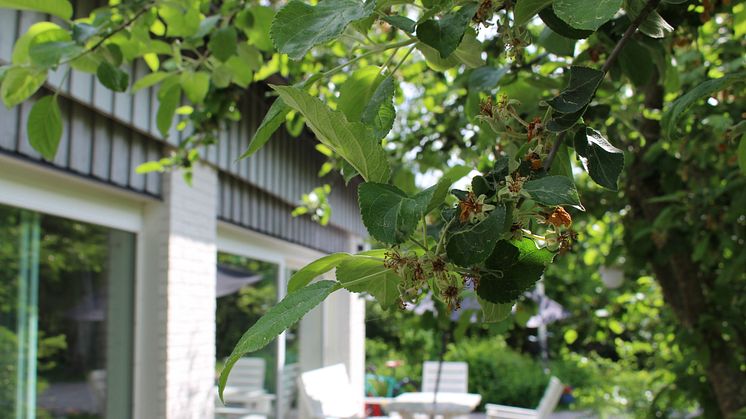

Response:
(135, 163), (217, 419)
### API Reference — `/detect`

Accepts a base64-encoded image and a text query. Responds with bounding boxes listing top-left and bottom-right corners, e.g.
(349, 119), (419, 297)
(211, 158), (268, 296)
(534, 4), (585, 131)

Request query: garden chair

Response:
(297, 363), (389, 418)
(422, 361), (469, 393)
(485, 376), (563, 419)
(218, 357), (275, 417)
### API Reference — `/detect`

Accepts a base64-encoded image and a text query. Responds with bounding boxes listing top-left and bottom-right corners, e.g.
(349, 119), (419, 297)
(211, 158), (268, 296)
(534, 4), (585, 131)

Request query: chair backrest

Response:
(422, 361), (468, 393)
(226, 357), (266, 391)
(298, 363), (360, 418)
(536, 376), (563, 419)
(280, 363), (299, 414)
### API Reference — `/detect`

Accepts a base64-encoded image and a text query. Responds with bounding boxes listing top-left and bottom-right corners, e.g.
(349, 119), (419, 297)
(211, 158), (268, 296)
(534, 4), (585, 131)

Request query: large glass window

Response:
(0, 203), (135, 419)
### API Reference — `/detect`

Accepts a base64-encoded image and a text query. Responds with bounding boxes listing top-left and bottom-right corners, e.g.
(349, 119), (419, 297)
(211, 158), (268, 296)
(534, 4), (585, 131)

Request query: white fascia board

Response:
(0, 155), (148, 232)
(217, 220), (328, 268)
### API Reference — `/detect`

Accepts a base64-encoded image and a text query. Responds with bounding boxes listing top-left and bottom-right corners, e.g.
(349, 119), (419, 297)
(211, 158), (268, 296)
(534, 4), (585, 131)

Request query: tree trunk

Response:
(624, 77), (746, 417)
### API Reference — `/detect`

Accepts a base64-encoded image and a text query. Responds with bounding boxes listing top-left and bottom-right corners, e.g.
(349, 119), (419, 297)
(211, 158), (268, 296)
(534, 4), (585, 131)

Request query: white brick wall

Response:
(136, 163), (217, 419)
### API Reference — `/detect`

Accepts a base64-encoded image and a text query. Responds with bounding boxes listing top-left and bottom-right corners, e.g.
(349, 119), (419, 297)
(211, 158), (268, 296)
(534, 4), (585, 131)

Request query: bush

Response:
(445, 336), (549, 409)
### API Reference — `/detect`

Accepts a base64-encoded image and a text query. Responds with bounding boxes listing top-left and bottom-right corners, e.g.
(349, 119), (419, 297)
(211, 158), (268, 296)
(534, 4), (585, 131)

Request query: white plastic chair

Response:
(422, 361), (469, 393)
(485, 376), (563, 419)
(297, 363), (386, 419)
(219, 357), (275, 416)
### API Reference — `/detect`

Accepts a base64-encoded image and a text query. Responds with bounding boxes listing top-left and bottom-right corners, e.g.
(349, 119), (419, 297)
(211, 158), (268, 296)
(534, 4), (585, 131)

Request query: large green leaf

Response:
(12, 22), (63, 65)
(180, 71), (210, 104)
(625, 0), (673, 38)
(239, 98), (290, 159)
(478, 297), (513, 323)
(738, 135), (746, 175)
(537, 28), (576, 57)
(0, 67), (46, 107)
(446, 204), (506, 267)
(547, 66), (604, 114)
(358, 183), (421, 244)
(468, 66), (509, 90)
(546, 105), (587, 132)
(270, 0), (376, 60)
(514, 0), (553, 26)
(0, 0), (72, 19)
(416, 3), (478, 58)
(218, 280), (340, 401)
(477, 239), (554, 303)
(336, 257), (402, 308)
(358, 178), (449, 244)
(574, 126), (624, 191)
(523, 176), (583, 209)
(287, 253), (353, 292)
(132, 71), (172, 93)
(553, 0), (622, 31)
(338, 66), (384, 122)
(661, 71), (746, 140)
(27, 95), (62, 160)
(272, 85), (390, 183)
(618, 39), (653, 87)
(360, 75), (396, 140)
(158, 3), (201, 37)
(245, 6), (275, 52)
(96, 62), (129, 92)
(417, 29), (484, 71)
(29, 40), (81, 68)
(209, 27), (238, 62)
(382, 15), (417, 33)
(538, 7), (593, 39)
(157, 83), (181, 137)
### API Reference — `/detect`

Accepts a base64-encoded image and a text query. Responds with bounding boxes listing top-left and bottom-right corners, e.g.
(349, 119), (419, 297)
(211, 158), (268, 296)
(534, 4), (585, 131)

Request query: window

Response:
(0, 203), (135, 419)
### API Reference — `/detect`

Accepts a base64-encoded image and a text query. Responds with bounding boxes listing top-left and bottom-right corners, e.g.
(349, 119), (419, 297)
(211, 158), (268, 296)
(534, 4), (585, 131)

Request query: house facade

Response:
(0, 7), (366, 419)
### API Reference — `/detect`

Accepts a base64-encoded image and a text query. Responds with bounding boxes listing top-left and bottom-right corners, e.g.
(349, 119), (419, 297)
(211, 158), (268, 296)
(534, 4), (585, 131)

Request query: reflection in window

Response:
(0, 203), (135, 419)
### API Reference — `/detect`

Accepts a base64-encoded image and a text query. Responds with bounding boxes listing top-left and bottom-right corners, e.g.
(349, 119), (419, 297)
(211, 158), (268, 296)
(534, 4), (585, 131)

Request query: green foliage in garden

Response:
(0, 0), (744, 415)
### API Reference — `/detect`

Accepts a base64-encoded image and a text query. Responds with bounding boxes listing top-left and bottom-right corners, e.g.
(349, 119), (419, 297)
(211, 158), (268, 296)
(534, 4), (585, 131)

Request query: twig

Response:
(543, 132), (566, 171)
(601, 0), (662, 74)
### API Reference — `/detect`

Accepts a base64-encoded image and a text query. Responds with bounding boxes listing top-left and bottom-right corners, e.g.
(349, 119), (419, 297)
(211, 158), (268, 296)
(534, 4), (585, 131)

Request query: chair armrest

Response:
(485, 403), (538, 419)
(364, 396), (394, 406)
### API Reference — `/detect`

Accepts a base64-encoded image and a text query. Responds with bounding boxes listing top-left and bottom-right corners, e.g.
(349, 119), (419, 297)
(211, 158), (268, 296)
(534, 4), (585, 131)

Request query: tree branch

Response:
(601, 0), (662, 74)
(543, 132), (566, 171)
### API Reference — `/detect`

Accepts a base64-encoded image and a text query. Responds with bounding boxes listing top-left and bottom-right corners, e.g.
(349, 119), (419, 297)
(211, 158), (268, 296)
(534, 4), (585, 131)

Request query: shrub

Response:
(445, 337), (548, 408)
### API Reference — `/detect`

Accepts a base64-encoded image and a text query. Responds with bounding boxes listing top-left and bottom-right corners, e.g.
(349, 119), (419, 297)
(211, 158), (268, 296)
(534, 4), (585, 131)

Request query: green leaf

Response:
(358, 183), (421, 244)
(239, 98), (290, 159)
(514, 0), (553, 26)
(546, 105), (587, 132)
(132, 71), (171, 92)
(12, 22), (63, 65)
(0, 0), (72, 19)
(27, 96), (62, 160)
(209, 27), (238, 62)
(0, 67), (46, 107)
(270, 0), (376, 60)
(29, 40), (81, 68)
(180, 71), (210, 103)
(382, 15), (417, 33)
(360, 75), (396, 140)
(553, 0), (622, 31)
(537, 28), (576, 57)
(418, 176), (452, 213)
(272, 85), (390, 183)
(336, 257), (402, 308)
(338, 66), (384, 122)
(468, 66), (509, 90)
(739, 136), (746, 175)
(662, 71), (746, 140)
(547, 66), (604, 114)
(538, 6), (593, 39)
(218, 280), (339, 401)
(417, 28), (484, 71)
(618, 39), (653, 87)
(96, 62), (129, 92)
(245, 6), (275, 52)
(287, 253), (353, 293)
(574, 126), (624, 190)
(416, 2), (478, 58)
(224, 44), (261, 88)
(625, 0), (673, 38)
(446, 204), (507, 267)
(157, 83), (181, 137)
(158, 3), (201, 37)
(478, 297), (513, 323)
(523, 176), (583, 209)
(477, 239), (555, 303)
(564, 329), (578, 344)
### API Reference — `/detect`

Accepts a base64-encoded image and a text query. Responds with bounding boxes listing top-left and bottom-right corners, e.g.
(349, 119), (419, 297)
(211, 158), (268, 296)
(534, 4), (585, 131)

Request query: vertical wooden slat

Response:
(91, 113), (112, 180)
(0, 106), (19, 150)
(0, 10), (17, 61)
(112, 64), (134, 123)
(69, 102), (92, 174)
(132, 60), (151, 133)
(145, 141), (162, 195)
(129, 134), (146, 190)
(110, 123), (130, 186)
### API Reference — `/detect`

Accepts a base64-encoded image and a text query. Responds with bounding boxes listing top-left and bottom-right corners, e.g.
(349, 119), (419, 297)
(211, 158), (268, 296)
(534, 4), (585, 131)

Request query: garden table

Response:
(386, 391), (481, 419)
